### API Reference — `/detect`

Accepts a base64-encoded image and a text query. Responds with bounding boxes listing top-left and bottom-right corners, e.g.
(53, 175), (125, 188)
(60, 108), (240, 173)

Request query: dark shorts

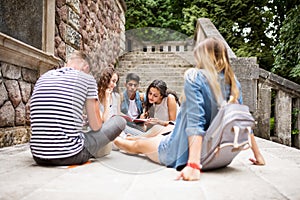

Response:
(33, 147), (91, 166)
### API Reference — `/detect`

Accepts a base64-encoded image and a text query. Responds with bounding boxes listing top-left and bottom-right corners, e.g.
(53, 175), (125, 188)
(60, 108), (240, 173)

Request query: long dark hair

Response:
(144, 80), (180, 118)
(98, 67), (119, 102)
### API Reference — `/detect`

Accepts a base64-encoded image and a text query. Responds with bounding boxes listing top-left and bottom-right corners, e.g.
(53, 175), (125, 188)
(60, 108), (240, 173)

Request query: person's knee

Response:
(111, 115), (126, 130)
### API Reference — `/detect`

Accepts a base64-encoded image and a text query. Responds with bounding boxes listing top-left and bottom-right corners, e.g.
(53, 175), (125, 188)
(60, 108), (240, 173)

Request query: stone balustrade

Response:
(126, 40), (194, 53)
(256, 68), (300, 148)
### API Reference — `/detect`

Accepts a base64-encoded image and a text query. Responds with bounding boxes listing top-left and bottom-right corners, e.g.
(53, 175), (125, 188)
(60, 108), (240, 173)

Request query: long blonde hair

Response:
(190, 37), (239, 104)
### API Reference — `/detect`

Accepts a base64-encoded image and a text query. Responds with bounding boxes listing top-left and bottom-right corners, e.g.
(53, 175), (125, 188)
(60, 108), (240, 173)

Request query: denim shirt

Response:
(158, 68), (243, 169)
(121, 90), (144, 116)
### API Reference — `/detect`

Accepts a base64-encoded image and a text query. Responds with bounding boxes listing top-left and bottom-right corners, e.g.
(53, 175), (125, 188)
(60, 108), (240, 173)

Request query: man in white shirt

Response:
(121, 73), (144, 119)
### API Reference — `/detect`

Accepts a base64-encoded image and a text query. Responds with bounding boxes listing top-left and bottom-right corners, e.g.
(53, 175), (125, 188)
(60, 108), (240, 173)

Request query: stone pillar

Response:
(293, 99), (300, 148)
(179, 45), (184, 52)
(171, 45), (176, 52)
(230, 57), (259, 112)
(275, 90), (292, 146)
(163, 46), (168, 52)
(256, 83), (272, 139)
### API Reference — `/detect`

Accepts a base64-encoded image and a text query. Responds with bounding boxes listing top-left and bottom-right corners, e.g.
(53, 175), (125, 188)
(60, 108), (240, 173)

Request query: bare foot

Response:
(113, 137), (137, 154)
(113, 137), (123, 148)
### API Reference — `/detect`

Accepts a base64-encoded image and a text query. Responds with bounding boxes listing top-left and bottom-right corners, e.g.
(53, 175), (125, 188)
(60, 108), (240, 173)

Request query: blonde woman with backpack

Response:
(114, 37), (265, 181)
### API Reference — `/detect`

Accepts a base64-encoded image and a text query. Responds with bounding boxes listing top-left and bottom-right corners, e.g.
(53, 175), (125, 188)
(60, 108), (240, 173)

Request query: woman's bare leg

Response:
(143, 124), (174, 138)
(249, 134), (265, 165)
(114, 135), (163, 163)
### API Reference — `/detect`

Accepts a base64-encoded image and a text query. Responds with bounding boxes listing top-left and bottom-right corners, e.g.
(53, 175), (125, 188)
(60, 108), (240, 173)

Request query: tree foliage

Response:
(125, 0), (183, 31)
(272, 5), (300, 83)
(179, 0), (274, 70)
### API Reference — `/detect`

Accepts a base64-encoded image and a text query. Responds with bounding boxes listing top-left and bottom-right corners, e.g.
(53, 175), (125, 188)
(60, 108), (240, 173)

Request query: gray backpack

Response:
(200, 103), (254, 171)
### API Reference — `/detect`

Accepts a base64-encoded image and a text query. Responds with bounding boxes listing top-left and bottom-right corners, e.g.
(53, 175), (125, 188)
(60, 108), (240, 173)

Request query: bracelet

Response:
(186, 162), (201, 171)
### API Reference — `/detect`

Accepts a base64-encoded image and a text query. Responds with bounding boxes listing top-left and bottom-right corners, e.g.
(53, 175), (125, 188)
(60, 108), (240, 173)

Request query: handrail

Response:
(194, 18), (236, 58)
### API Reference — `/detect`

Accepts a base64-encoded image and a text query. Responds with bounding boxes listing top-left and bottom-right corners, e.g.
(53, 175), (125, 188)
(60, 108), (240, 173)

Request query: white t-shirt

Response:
(127, 99), (139, 119)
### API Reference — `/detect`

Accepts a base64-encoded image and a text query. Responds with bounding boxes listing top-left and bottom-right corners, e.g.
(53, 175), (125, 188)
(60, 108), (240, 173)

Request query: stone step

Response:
(120, 55), (189, 61)
(120, 51), (182, 57)
(119, 60), (191, 66)
(120, 55), (184, 60)
(119, 52), (192, 65)
(119, 86), (184, 97)
(119, 75), (184, 83)
(118, 69), (187, 77)
(118, 51), (192, 96)
(119, 61), (191, 69)
(119, 63), (190, 70)
(119, 78), (185, 98)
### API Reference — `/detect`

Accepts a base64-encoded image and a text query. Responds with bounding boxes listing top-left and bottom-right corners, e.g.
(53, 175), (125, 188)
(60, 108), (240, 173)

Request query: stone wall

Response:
(55, 0), (126, 80)
(0, 62), (37, 147)
(230, 57), (259, 112)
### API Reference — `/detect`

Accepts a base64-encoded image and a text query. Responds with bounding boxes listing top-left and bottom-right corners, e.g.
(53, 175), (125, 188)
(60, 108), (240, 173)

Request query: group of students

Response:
(96, 68), (179, 138)
(29, 37), (265, 181)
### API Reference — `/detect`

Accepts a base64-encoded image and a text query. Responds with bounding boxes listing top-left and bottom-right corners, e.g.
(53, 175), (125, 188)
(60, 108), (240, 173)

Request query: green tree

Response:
(124, 0), (184, 31)
(272, 5), (300, 83)
(180, 0), (274, 70)
(270, 0), (299, 43)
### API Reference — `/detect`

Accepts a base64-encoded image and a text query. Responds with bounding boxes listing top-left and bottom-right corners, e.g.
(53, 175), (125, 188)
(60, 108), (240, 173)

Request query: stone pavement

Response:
(1, 137), (300, 200)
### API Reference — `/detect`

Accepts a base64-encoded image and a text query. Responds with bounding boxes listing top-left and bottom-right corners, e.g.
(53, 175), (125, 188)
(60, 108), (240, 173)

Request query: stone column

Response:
(293, 99), (300, 148)
(275, 90), (292, 146)
(256, 83), (272, 139)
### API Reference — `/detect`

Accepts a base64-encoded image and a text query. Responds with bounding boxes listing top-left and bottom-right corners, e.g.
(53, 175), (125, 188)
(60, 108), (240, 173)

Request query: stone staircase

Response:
(117, 51), (194, 96)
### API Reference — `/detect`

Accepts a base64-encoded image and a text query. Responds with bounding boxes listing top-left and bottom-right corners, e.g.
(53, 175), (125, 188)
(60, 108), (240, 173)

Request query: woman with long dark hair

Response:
(123, 79), (180, 137)
(98, 67), (121, 122)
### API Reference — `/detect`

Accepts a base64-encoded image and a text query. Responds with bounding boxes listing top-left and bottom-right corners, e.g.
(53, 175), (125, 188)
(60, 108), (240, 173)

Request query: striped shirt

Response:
(30, 67), (98, 159)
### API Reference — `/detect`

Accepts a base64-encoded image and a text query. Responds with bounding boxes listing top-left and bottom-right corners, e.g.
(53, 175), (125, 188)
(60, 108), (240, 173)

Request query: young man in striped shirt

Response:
(30, 51), (126, 166)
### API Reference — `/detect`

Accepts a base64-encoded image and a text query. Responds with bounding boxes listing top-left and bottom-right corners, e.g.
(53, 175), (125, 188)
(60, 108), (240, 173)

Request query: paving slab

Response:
(0, 137), (300, 200)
